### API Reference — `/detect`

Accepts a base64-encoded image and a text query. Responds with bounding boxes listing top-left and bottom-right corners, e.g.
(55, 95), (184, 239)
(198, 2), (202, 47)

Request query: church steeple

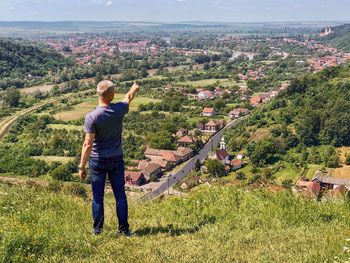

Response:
(220, 136), (226, 150)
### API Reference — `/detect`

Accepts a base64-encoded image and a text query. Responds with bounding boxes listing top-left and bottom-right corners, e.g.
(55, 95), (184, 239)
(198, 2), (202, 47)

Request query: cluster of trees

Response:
(0, 39), (74, 82)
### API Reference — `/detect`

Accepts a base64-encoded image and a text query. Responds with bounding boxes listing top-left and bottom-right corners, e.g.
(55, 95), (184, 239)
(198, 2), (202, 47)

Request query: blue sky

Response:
(0, 0), (349, 22)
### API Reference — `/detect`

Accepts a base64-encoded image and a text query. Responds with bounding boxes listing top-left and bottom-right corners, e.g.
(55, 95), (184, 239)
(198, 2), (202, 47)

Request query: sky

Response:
(0, 0), (349, 22)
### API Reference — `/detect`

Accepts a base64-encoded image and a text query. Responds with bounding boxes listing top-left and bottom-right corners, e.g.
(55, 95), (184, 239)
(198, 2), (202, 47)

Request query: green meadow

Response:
(1, 181), (350, 262)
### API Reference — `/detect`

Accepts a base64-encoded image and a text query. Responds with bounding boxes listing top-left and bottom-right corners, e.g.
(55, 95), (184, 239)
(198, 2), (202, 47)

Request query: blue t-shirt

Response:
(84, 102), (129, 158)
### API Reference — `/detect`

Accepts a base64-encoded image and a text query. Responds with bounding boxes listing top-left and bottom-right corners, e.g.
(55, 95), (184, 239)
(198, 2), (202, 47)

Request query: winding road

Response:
(140, 119), (239, 201)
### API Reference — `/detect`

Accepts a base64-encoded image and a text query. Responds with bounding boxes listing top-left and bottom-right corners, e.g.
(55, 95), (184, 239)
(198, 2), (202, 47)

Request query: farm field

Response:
(332, 165), (350, 179)
(54, 95), (160, 121)
(305, 164), (323, 180)
(48, 124), (83, 131)
(31, 156), (75, 164)
(176, 78), (235, 88)
(273, 163), (303, 183)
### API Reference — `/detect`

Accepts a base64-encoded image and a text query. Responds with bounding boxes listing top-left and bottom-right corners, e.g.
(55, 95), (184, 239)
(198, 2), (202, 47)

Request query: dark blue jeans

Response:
(89, 155), (129, 234)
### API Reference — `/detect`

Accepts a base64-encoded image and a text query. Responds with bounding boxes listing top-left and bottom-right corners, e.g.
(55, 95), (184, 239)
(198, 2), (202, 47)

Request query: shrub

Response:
(346, 154), (350, 165)
(150, 174), (158, 182)
(50, 165), (73, 181)
(48, 180), (63, 193)
(236, 172), (246, 180)
(282, 179), (293, 189)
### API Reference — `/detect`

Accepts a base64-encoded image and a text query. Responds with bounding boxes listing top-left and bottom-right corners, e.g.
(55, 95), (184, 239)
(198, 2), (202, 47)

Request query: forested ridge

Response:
(0, 39), (74, 80)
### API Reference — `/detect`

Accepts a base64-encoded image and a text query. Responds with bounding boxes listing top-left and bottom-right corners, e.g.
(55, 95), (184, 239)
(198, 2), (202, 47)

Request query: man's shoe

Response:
(120, 230), (133, 237)
(94, 229), (103, 235)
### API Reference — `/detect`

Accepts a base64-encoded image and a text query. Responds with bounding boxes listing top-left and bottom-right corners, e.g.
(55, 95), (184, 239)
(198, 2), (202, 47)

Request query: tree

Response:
(94, 72), (103, 85)
(62, 46), (72, 53)
(205, 159), (226, 177)
(3, 86), (20, 107)
(147, 131), (175, 150)
(250, 139), (275, 166)
(194, 159), (201, 172)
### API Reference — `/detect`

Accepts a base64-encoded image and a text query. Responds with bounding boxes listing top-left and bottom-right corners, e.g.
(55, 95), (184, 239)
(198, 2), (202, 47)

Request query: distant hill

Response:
(320, 24), (350, 52)
(0, 39), (74, 80)
(0, 21), (340, 37)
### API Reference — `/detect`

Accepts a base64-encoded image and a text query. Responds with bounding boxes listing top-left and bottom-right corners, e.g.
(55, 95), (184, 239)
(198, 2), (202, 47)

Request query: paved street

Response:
(140, 119), (238, 201)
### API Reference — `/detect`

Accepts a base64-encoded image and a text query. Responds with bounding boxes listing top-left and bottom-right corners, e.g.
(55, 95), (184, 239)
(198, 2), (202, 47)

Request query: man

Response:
(79, 80), (139, 236)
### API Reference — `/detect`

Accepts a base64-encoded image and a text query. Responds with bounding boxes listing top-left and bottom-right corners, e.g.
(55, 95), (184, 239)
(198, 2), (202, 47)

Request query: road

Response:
(140, 119), (238, 201)
(0, 99), (59, 140)
(0, 89), (93, 141)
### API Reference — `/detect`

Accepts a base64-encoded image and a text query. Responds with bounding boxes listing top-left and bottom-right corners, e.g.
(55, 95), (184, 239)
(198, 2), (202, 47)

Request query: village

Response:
(31, 27), (350, 69)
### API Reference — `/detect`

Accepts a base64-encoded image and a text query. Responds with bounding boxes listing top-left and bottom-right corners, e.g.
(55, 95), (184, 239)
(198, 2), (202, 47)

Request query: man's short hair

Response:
(97, 80), (115, 99)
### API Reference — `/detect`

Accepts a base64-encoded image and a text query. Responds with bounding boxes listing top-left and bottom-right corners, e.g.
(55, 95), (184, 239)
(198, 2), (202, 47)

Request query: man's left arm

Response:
(79, 133), (95, 180)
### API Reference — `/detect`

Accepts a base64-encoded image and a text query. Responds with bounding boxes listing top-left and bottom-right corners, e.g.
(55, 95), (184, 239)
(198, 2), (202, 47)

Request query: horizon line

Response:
(0, 20), (349, 24)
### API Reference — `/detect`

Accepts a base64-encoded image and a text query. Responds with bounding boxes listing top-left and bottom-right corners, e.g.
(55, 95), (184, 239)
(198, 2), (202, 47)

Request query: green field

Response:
(47, 124), (83, 131)
(177, 78), (235, 88)
(54, 95), (160, 121)
(31, 156), (75, 164)
(1, 182), (350, 262)
(305, 164), (323, 180)
(273, 163), (304, 183)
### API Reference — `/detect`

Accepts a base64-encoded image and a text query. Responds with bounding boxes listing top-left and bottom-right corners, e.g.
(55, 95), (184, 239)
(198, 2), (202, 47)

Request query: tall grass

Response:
(1, 181), (350, 262)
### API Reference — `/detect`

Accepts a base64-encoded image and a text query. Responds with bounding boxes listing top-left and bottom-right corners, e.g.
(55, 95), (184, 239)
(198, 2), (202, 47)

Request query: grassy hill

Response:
(1, 181), (350, 262)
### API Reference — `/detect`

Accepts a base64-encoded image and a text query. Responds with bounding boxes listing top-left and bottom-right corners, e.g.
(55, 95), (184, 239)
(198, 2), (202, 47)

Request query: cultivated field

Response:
(32, 156), (75, 164)
(54, 95), (160, 121)
(176, 78), (235, 87)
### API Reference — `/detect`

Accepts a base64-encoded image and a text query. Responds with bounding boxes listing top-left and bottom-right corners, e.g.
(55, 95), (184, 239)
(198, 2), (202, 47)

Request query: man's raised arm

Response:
(122, 83), (140, 105)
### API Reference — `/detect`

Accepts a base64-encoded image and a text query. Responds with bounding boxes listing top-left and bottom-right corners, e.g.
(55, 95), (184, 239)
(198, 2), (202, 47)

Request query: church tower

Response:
(220, 136), (226, 150)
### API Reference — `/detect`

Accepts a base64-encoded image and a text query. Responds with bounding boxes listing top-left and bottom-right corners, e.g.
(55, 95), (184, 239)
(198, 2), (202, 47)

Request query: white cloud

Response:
(106, 1), (112, 6)
(293, 4), (303, 9)
(177, 0), (186, 2)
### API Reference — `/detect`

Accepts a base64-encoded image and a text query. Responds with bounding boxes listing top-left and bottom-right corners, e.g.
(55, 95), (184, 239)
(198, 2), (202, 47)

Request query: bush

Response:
(50, 165), (73, 181)
(236, 172), (246, 180)
(282, 179), (293, 189)
(150, 174), (158, 182)
(48, 180), (63, 192)
(62, 183), (87, 198)
(346, 155), (350, 165)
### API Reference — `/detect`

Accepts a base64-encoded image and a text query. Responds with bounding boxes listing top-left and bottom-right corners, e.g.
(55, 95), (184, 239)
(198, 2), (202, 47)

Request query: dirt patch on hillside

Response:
(20, 84), (55, 94)
(249, 128), (271, 141)
(332, 165), (350, 179)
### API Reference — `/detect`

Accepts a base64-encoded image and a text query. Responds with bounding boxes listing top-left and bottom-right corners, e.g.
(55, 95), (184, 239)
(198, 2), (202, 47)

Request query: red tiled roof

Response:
(162, 153), (182, 162)
(202, 107), (215, 113)
(231, 159), (242, 167)
(176, 147), (193, 157)
(216, 149), (229, 161)
(251, 97), (262, 104)
(125, 171), (144, 182)
(177, 135), (195, 144)
(206, 120), (217, 126)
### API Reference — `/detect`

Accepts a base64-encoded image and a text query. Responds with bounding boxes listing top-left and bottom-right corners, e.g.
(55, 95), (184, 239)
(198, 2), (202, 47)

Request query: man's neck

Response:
(98, 98), (110, 106)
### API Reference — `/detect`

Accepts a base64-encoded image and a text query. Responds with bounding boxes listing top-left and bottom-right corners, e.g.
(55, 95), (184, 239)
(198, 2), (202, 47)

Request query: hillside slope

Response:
(223, 62), (350, 182)
(0, 39), (74, 80)
(0, 181), (349, 262)
(320, 24), (350, 52)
